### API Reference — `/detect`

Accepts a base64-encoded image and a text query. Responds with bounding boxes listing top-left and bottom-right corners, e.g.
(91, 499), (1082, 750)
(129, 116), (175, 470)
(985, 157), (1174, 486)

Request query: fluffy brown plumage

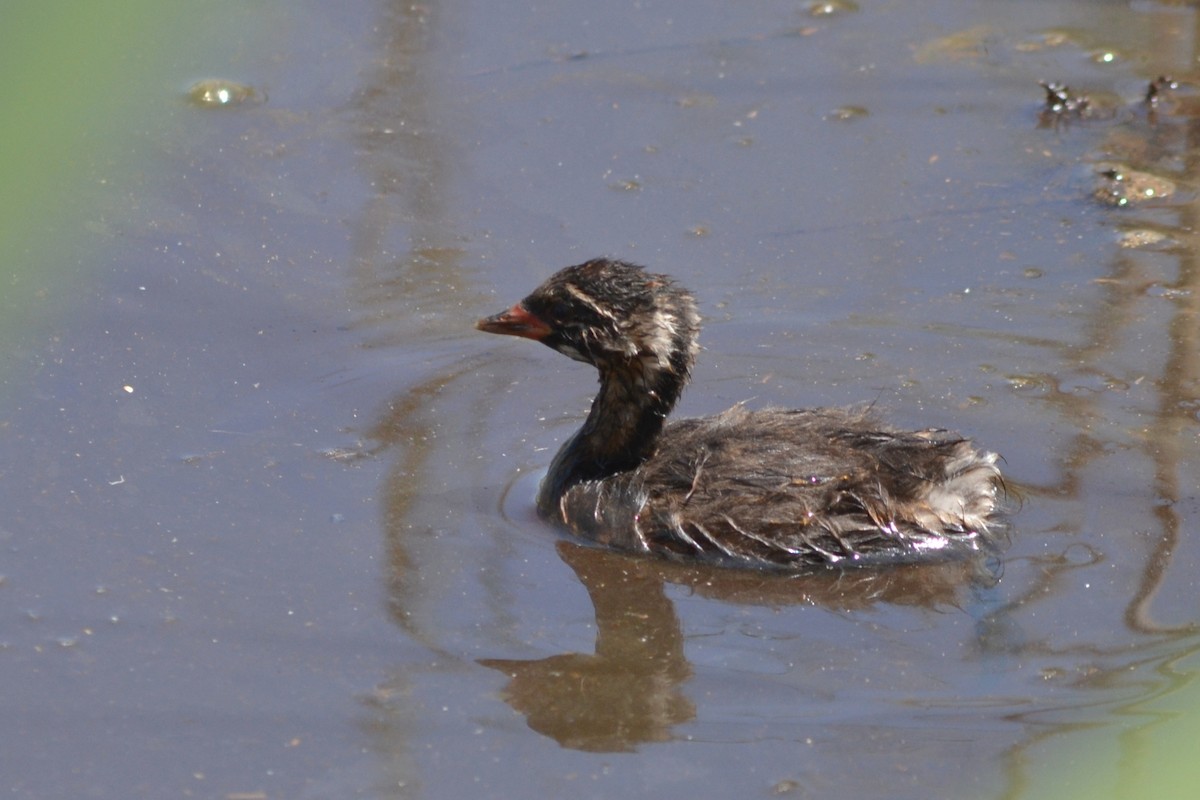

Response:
(477, 258), (1004, 569)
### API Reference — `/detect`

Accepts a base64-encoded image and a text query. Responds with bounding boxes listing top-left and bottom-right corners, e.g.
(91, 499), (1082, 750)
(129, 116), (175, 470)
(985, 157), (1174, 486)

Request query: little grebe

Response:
(477, 259), (1004, 569)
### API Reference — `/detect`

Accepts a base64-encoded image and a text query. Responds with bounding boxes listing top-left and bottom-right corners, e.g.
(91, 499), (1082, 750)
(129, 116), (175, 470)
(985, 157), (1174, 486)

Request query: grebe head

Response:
(476, 258), (700, 379)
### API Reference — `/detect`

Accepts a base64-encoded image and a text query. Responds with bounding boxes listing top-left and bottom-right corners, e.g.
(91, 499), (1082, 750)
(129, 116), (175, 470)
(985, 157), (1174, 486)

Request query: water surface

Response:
(3, 1), (1200, 798)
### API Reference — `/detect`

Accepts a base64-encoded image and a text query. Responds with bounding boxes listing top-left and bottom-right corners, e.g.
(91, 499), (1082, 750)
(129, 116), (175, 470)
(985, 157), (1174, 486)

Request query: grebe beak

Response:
(475, 303), (553, 341)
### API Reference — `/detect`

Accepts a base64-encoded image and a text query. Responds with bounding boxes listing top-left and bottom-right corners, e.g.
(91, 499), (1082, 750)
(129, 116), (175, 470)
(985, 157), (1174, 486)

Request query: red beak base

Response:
(475, 303), (552, 341)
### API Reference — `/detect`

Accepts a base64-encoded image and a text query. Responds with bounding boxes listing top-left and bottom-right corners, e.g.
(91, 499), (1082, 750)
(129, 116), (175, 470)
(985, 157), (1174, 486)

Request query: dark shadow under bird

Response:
(477, 258), (1004, 570)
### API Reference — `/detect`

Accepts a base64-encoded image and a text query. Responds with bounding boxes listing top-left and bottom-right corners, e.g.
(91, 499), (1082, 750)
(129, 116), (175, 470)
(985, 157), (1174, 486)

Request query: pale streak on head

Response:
(564, 274), (699, 375)
(642, 307), (680, 370)
(563, 282), (616, 321)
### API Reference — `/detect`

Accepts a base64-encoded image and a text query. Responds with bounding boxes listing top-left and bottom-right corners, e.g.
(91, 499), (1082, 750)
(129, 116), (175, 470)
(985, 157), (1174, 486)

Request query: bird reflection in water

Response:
(480, 540), (995, 752)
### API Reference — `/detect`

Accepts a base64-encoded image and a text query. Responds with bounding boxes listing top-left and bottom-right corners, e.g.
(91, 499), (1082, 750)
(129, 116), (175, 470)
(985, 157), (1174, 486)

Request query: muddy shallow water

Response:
(3, 0), (1200, 798)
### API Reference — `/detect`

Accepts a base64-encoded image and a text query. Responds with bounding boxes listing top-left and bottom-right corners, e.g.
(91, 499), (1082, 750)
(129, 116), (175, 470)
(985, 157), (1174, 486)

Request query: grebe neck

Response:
(538, 356), (686, 512)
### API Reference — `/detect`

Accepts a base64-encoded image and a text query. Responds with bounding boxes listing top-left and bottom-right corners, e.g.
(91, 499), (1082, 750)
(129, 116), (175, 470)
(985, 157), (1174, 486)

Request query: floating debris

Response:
(1038, 81), (1091, 127)
(186, 79), (263, 109)
(807, 0), (859, 16)
(1118, 229), (1171, 249)
(912, 25), (995, 63)
(1094, 164), (1175, 208)
(317, 444), (372, 463)
(825, 105), (869, 122)
(1145, 75), (1178, 108)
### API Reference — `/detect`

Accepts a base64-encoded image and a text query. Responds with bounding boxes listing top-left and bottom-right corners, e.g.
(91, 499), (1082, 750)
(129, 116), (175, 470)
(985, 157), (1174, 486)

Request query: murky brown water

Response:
(4, 0), (1200, 798)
